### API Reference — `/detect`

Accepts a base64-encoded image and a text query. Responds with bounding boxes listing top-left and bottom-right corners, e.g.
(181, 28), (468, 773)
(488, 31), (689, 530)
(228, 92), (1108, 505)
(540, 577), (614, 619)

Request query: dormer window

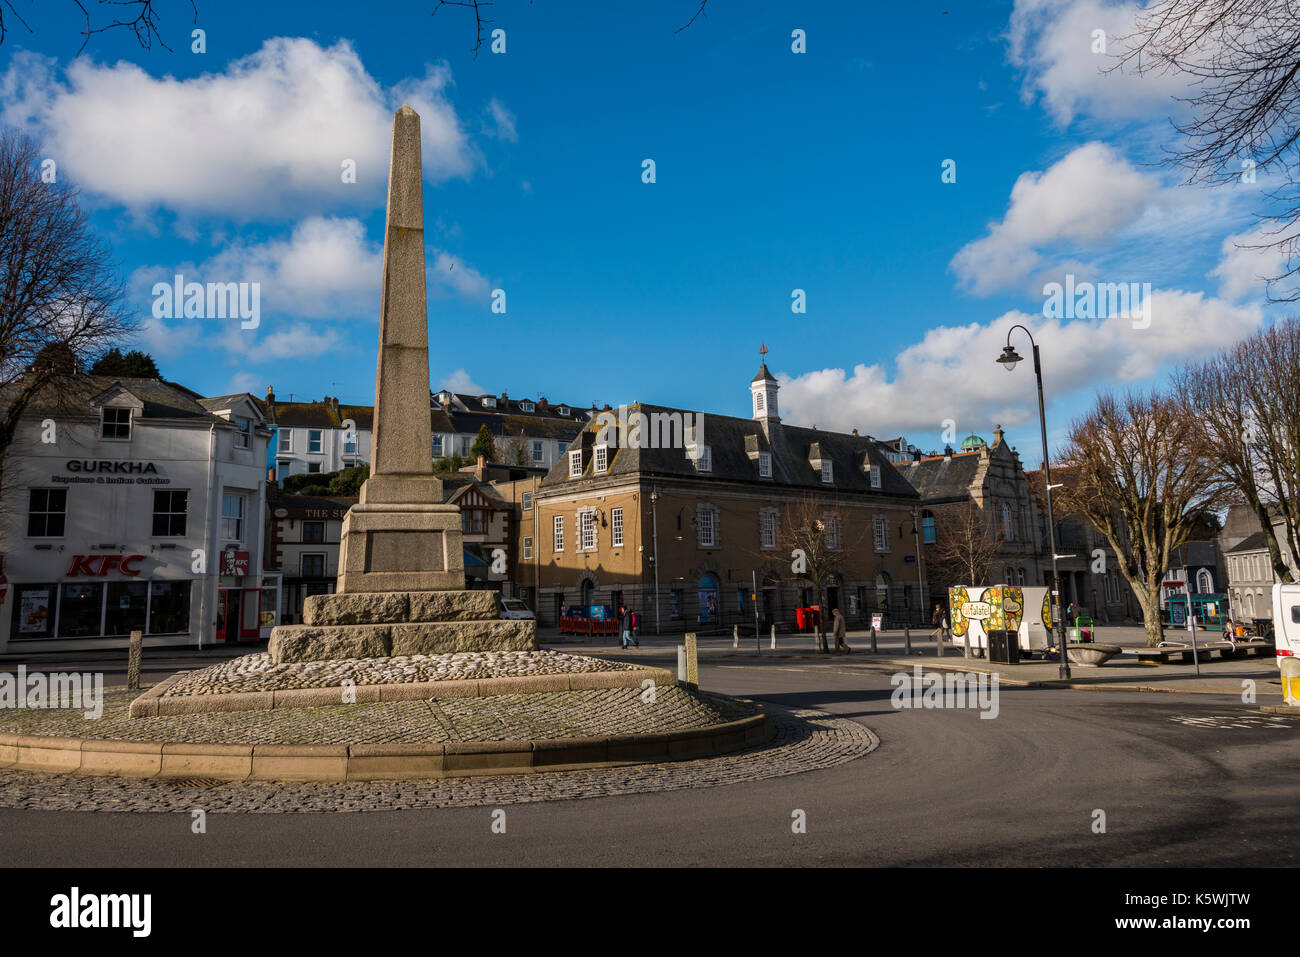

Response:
(594, 445), (608, 473)
(870, 465), (881, 488)
(558, 406), (569, 416)
(234, 417), (251, 449)
(758, 452), (772, 478)
(520, 401), (535, 413)
(821, 461), (834, 484)
(102, 407), (131, 440)
(689, 445), (712, 472)
(568, 449), (583, 479)
(481, 396), (496, 409)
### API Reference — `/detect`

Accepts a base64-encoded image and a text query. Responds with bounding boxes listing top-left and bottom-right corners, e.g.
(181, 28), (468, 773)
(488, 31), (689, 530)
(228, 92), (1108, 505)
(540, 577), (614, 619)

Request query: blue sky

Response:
(0, 0), (1284, 460)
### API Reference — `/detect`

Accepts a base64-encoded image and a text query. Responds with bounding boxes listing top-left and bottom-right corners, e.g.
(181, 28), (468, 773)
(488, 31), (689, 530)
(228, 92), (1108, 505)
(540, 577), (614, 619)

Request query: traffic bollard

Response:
(870, 624), (878, 654)
(904, 624), (912, 656)
(733, 624), (739, 649)
(770, 624), (776, 650)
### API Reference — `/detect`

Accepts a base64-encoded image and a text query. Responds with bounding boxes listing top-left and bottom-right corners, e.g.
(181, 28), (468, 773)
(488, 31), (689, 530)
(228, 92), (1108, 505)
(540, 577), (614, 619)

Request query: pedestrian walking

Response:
(619, 604), (639, 649)
(928, 602), (947, 640)
(832, 607), (851, 655)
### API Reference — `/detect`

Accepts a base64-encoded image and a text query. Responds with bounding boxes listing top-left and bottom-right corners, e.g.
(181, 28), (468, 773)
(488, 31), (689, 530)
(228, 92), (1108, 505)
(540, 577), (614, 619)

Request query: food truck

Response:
(948, 585), (1054, 658)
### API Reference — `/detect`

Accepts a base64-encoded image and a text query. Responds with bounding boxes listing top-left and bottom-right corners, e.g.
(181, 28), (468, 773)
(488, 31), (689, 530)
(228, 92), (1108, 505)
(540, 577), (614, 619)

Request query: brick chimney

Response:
(538, 397), (549, 411)
(266, 384), (276, 405)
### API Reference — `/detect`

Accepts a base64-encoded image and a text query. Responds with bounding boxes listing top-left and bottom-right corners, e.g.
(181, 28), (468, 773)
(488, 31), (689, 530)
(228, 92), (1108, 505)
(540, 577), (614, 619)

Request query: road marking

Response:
(1169, 714), (1295, 729)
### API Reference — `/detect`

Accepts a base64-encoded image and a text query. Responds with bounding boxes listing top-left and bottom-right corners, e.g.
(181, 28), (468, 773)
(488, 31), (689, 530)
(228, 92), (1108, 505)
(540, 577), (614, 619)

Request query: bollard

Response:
(127, 629), (143, 690)
(684, 632), (699, 691)
(904, 624), (912, 656)
(770, 624), (777, 650)
(677, 645), (687, 684)
(963, 630), (971, 659)
(870, 624), (878, 654)
(733, 624), (739, 649)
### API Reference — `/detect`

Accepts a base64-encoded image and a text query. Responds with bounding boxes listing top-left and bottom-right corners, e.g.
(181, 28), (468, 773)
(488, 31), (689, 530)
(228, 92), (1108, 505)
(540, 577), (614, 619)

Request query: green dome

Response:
(960, 434), (987, 451)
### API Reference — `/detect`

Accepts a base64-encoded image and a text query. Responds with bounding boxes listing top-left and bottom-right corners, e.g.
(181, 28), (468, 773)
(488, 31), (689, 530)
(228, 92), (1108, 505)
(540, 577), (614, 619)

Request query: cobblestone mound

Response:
(162, 651), (635, 697)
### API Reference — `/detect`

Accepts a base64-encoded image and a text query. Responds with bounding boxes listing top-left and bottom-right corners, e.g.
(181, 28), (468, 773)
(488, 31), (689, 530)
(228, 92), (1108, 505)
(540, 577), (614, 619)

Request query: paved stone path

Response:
(0, 687), (754, 745)
(164, 650), (633, 696)
(0, 706), (873, 812)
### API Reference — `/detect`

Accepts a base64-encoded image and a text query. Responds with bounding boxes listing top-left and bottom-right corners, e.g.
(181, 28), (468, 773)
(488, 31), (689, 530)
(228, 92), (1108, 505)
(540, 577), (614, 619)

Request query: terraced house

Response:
(526, 366), (924, 632)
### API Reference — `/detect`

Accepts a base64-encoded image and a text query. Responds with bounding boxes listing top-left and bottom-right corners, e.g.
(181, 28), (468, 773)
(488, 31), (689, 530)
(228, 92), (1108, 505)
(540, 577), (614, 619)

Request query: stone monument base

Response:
(268, 590), (538, 664)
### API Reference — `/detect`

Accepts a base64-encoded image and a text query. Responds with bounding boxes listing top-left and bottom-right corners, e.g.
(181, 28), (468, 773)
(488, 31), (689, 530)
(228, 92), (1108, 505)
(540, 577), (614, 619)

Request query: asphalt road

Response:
(0, 653), (1294, 867)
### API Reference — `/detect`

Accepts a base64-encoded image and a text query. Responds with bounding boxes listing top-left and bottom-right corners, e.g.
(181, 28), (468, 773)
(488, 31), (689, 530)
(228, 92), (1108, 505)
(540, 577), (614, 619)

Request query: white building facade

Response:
(0, 377), (274, 652)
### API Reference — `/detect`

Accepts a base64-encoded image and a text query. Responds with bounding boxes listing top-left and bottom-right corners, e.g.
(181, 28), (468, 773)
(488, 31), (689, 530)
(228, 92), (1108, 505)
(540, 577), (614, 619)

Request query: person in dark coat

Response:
(619, 604), (639, 649)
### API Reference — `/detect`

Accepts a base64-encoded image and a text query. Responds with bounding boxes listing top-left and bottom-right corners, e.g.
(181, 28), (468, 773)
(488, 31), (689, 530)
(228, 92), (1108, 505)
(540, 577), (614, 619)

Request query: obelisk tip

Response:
(397, 102), (418, 117)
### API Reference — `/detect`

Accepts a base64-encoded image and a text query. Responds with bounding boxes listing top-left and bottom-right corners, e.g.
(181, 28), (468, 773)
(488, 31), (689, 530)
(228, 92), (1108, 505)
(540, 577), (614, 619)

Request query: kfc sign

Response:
(67, 554), (145, 576)
(221, 550), (250, 576)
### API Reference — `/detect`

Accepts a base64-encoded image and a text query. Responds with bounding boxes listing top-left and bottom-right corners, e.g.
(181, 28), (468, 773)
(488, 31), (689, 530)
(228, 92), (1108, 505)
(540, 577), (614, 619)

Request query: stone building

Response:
(524, 366), (924, 633)
(1218, 503), (1290, 622)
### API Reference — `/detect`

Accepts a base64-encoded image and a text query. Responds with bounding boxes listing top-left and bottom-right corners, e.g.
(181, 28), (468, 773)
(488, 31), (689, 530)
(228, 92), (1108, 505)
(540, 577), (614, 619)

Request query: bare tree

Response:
(0, 129), (135, 484)
(1113, 0), (1300, 299)
(926, 500), (1002, 593)
(0, 0), (198, 51)
(1055, 390), (1227, 646)
(1177, 316), (1300, 584)
(774, 493), (864, 653)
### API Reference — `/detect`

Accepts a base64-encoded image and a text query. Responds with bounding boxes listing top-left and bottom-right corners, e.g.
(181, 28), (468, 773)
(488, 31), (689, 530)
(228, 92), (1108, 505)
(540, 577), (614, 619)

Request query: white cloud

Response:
(1008, 0), (1192, 126)
(778, 290), (1263, 438)
(486, 98), (518, 142)
(952, 142), (1156, 295)
(438, 369), (486, 395)
(1211, 227), (1291, 303)
(1, 39), (476, 215)
(429, 251), (491, 301)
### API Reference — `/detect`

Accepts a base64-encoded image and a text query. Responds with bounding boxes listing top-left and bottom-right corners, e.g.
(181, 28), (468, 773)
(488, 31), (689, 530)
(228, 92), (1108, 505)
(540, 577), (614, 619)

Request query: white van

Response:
(499, 598), (536, 621)
(1269, 583), (1300, 667)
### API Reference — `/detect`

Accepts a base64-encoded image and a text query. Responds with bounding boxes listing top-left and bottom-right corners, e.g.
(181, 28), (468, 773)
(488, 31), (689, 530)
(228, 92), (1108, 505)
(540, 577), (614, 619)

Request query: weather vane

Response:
(759, 343), (769, 362)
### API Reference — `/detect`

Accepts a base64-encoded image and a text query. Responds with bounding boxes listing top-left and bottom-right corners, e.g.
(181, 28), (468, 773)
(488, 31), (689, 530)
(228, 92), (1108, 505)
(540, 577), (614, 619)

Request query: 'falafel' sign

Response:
(960, 601), (993, 620)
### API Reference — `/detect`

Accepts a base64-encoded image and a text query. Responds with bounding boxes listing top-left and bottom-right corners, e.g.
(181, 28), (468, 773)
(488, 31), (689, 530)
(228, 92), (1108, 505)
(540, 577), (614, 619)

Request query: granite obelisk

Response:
(266, 105), (536, 664)
(336, 104), (464, 593)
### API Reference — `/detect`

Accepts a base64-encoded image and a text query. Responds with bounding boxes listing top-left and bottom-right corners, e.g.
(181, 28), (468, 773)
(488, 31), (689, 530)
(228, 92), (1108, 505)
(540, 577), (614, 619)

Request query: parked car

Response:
(499, 599), (536, 621)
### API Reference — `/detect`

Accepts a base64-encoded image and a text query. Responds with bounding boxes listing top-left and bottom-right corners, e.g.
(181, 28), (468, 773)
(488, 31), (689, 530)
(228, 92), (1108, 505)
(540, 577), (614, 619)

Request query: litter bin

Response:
(796, 607), (808, 630)
(988, 629), (1020, 664)
(1283, 657), (1300, 706)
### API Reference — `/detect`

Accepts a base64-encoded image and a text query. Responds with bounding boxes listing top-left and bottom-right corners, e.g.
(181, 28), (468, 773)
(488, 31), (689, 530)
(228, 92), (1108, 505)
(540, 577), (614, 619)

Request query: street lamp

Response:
(997, 325), (1071, 679)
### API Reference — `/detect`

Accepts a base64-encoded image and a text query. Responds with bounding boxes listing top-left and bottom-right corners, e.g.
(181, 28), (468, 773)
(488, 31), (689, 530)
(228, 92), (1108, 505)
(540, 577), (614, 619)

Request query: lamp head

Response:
(997, 344), (1024, 371)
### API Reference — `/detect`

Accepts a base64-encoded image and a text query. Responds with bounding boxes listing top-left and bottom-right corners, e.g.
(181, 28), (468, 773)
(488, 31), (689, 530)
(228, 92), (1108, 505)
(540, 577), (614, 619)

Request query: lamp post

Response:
(997, 325), (1071, 679)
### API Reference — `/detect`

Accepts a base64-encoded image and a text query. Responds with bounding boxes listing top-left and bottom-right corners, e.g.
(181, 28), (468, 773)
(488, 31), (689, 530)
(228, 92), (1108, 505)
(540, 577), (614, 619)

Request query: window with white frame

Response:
(558, 406), (569, 416)
(523, 536), (533, 560)
(594, 445), (608, 473)
(760, 510), (777, 548)
(758, 452), (772, 478)
(825, 514), (842, 551)
(308, 429), (323, 454)
(432, 434), (444, 456)
(481, 396), (496, 408)
(532, 440), (544, 463)
(101, 407), (131, 440)
(568, 450), (583, 478)
(221, 492), (246, 542)
(611, 507), (624, 547)
(580, 510), (597, 551)
(870, 465), (881, 489)
(873, 516), (888, 552)
(278, 429), (293, 452)
(234, 416), (251, 449)
(697, 505), (717, 548)
(553, 515), (564, 551)
(821, 461), (834, 484)
(521, 401), (535, 412)
(522, 492), (532, 511)
(691, 445), (711, 472)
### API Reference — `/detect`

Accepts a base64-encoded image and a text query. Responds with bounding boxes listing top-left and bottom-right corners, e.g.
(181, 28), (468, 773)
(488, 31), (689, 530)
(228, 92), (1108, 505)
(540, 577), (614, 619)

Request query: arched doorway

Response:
(875, 571), (891, 612)
(580, 578), (594, 608)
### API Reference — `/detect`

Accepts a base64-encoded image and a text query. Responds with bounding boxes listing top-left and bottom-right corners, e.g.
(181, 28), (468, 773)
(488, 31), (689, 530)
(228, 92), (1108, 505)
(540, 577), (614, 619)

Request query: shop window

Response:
(670, 590), (681, 620)
(11, 584), (56, 639)
(27, 488), (67, 537)
(148, 581), (191, 635)
(152, 489), (188, 537)
(699, 575), (719, 622)
(302, 521), (325, 543)
(101, 406), (131, 440)
(58, 582), (104, 637)
(105, 581), (148, 636)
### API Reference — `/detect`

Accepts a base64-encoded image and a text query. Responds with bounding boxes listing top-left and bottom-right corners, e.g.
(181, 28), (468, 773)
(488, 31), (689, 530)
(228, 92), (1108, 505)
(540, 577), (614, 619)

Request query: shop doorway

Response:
(217, 588), (263, 644)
